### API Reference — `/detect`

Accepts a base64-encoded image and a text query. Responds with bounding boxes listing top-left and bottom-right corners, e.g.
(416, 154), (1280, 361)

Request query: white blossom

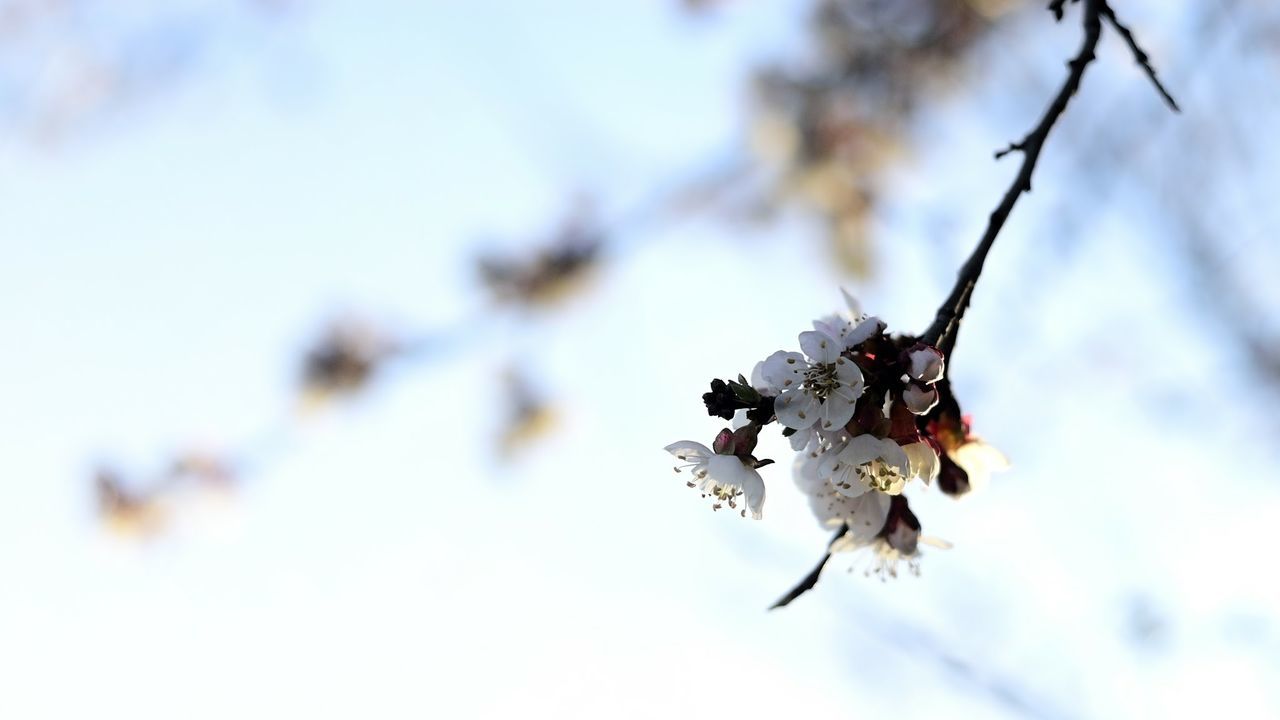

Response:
(793, 453), (891, 540)
(664, 440), (766, 519)
(820, 434), (938, 496)
(902, 441), (940, 487)
(830, 532), (952, 578)
(812, 288), (885, 351)
(950, 438), (1009, 493)
(765, 330), (864, 433)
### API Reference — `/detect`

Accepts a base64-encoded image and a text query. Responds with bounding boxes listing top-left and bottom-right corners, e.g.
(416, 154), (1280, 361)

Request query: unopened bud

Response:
(937, 454), (971, 496)
(731, 423), (760, 456)
(712, 428), (737, 455)
(881, 495), (921, 555)
(906, 345), (945, 384)
(902, 382), (939, 415)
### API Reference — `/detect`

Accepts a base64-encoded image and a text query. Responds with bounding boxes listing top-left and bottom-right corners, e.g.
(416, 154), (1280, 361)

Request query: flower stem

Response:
(769, 526), (847, 610)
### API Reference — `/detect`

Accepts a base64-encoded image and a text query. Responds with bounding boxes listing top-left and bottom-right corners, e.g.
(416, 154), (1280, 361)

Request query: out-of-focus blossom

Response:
(498, 369), (558, 459)
(94, 467), (167, 537)
(477, 219), (602, 308)
(300, 319), (397, 404)
(745, 0), (1011, 276)
(929, 410), (1008, 496)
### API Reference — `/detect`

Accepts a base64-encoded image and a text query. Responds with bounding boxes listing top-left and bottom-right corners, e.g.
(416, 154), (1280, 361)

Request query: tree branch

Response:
(772, 0), (1152, 610)
(921, 0), (1104, 350)
(1100, 2), (1180, 112)
(769, 525), (847, 609)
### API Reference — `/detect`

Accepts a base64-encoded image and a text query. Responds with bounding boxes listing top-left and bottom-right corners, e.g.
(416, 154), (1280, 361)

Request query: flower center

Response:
(803, 362), (841, 400)
(858, 459), (905, 493)
(690, 481), (746, 515)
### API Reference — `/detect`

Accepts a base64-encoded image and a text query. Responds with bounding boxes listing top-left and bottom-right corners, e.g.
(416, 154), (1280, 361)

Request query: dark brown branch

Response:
(769, 526), (847, 609)
(773, 1), (1130, 610)
(1047, 0), (1074, 22)
(920, 0), (1103, 350)
(1101, 2), (1181, 112)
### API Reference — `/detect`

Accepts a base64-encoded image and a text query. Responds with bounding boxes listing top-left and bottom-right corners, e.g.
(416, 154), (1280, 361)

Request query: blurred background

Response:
(2, 0), (1279, 717)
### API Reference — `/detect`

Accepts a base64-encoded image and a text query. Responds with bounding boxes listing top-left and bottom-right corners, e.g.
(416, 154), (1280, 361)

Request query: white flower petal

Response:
(833, 357), (865, 396)
(788, 426), (819, 452)
(749, 359), (772, 394)
(760, 350), (806, 391)
(817, 442), (845, 479)
(818, 392), (855, 431)
(903, 441), (940, 486)
(844, 316), (884, 348)
(792, 452), (827, 495)
(740, 474), (765, 520)
(952, 439), (1009, 493)
(799, 330), (842, 364)
(812, 314), (853, 343)
(921, 535), (953, 550)
(831, 466), (870, 498)
(880, 440), (910, 475)
(843, 491), (892, 543)
(840, 287), (863, 319)
(664, 440), (712, 463)
(806, 489), (846, 529)
(706, 454), (765, 519)
(839, 433), (890, 467)
(775, 389), (820, 429)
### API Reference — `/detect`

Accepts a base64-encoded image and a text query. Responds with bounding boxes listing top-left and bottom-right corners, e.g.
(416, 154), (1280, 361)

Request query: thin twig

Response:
(769, 525), (847, 609)
(1100, 1), (1181, 112)
(773, 0), (1116, 610)
(1047, 0), (1074, 23)
(920, 0), (1103, 350)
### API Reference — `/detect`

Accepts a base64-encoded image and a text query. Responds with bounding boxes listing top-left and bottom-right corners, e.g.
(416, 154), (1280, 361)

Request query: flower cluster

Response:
(665, 291), (1005, 583)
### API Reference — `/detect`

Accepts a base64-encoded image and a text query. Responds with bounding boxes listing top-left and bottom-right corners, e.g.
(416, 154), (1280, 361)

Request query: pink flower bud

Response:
(712, 428), (736, 456)
(907, 345), (945, 384)
(902, 383), (939, 415)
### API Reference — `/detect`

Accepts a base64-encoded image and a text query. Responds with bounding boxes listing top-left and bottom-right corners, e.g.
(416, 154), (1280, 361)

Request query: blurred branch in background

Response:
(1050, 0), (1280, 388)
(0, 0), (300, 144)
(80, 1), (1032, 534)
(2, 2), (1280, 712)
(91, 188), (713, 535)
(744, 0), (1013, 276)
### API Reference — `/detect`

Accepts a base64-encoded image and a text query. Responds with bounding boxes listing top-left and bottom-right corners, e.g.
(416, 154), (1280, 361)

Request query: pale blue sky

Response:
(1, 2), (1277, 718)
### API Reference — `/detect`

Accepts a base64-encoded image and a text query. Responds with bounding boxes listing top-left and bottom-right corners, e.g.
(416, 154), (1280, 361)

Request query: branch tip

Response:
(1100, 2), (1180, 112)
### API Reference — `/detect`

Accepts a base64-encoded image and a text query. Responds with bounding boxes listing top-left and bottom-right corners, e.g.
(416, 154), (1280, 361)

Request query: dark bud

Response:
(702, 379), (738, 420)
(703, 377), (775, 425)
(745, 399), (775, 426)
(888, 396), (920, 444)
(853, 392), (885, 435)
(731, 423), (759, 456)
(879, 495), (922, 555)
(937, 453), (971, 497)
